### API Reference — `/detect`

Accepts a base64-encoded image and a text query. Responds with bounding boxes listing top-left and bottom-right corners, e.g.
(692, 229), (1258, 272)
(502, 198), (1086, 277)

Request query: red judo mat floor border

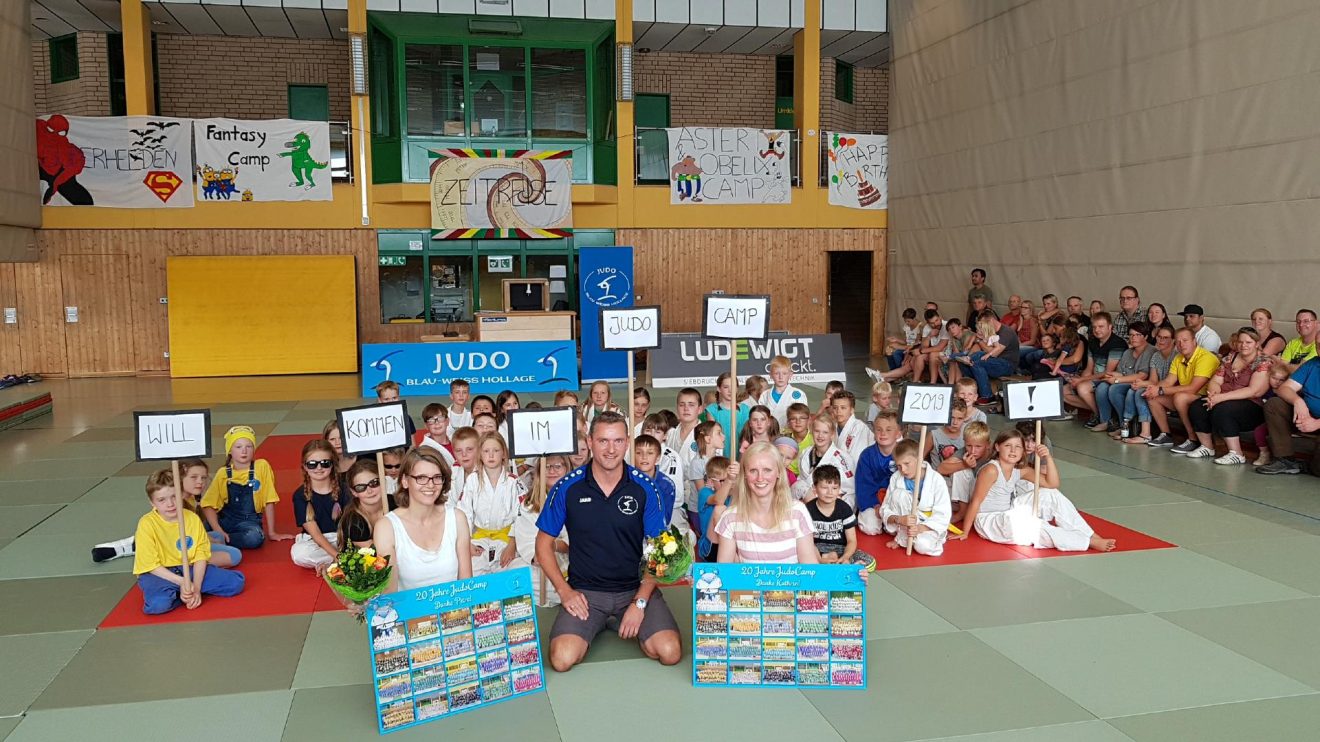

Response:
(97, 435), (1176, 628)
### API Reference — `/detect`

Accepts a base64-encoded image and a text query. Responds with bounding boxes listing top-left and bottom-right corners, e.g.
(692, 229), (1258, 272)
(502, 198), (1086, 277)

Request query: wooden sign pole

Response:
(377, 451), (389, 513)
(537, 456), (549, 607)
(907, 425), (928, 556)
(729, 346), (739, 461)
(171, 459), (192, 591)
(626, 350), (636, 464)
(1032, 419), (1043, 518)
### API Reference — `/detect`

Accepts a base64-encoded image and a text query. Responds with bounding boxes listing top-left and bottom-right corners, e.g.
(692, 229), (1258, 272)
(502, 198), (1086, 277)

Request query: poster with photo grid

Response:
(690, 563), (867, 689)
(365, 567), (545, 734)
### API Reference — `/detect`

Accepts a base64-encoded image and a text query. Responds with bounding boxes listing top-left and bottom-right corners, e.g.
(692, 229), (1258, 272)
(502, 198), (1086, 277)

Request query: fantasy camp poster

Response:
(193, 119), (333, 202)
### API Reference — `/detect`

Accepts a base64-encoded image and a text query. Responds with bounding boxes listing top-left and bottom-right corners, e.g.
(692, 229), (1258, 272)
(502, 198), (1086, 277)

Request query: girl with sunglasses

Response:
(338, 459), (394, 550)
(290, 439), (351, 570)
(374, 449), (473, 591)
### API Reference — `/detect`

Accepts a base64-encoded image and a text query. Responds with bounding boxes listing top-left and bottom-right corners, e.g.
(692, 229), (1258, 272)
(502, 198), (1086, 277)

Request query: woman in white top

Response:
(715, 443), (818, 564)
(955, 430), (1115, 552)
(374, 449), (473, 592)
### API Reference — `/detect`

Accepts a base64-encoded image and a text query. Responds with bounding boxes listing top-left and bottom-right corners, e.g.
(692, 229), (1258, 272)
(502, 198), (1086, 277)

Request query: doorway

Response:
(827, 251), (872, 358)
(61, 254), (136, 376)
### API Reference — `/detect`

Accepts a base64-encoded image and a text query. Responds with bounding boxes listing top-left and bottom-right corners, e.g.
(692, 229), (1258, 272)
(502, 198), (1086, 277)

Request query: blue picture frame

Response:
(690, 563), (867, 690)
(365, 567), (546, 733)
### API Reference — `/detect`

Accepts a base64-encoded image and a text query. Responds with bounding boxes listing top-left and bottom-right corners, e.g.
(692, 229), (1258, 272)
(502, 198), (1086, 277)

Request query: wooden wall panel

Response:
(60, 254), (136, 376)
(622, 228), (887, 354)
(13, 249), (69, 376)
(0, 264), (19, 372)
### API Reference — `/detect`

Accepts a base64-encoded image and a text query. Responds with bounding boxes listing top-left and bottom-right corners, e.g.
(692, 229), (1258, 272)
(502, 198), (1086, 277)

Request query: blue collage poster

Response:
(365, 567), (546, 734)
(691, 563), (867, 689)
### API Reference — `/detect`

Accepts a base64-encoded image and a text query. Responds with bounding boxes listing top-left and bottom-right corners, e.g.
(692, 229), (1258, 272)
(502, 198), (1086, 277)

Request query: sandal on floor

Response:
(1123, 435), (1151, 445)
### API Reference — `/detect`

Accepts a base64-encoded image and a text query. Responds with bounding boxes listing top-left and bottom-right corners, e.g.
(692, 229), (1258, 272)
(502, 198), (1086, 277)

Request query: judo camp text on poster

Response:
(36, 115), (194, 208)
(826, 133), (887, 210)
(360, 341), (579, 396)
(666, 127), (792, 205)
(429, 150), (574, 239)
(193, 119), (333, 202)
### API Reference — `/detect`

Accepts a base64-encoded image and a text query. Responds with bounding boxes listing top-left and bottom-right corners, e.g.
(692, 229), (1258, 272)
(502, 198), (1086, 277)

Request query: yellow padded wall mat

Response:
(167, 255), (358, 377)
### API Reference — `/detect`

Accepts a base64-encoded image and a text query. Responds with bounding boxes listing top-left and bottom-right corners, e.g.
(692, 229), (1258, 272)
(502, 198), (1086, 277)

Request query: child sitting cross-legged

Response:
(135, 469), (245, 614)
(805, 465), (876, 569)
(881, 439), (952, 556)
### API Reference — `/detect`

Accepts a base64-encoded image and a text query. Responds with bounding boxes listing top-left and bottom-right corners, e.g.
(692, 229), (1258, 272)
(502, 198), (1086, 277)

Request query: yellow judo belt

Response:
(471, 526), (511, 542)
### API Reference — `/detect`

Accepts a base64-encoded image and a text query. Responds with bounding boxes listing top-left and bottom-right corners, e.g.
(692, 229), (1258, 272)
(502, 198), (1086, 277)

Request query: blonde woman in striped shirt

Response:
(714, 442), (818, 564)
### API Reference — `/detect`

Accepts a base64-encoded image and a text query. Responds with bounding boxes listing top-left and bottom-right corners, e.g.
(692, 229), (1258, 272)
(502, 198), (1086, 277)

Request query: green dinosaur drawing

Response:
(279, 131), (328, 188)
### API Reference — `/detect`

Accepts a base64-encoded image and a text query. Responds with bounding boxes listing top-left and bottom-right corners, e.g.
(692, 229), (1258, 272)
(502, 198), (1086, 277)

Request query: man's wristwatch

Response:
(634, 597), (648, 611)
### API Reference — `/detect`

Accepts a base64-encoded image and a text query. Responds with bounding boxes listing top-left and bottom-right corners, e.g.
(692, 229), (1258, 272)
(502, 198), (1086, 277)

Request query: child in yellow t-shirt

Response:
(135, 470), (245, 614)
(201, 425), (292, 550)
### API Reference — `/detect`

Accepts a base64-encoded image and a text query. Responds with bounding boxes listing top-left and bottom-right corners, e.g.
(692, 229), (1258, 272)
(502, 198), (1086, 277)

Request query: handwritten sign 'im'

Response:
(134, 409), (213, 461)
(504, 406), (579, 459)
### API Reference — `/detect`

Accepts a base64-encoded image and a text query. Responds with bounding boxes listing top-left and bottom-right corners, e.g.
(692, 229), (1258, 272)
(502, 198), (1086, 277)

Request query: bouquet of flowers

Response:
(324, 546), (392, 621)
(641, 525), (694, 585)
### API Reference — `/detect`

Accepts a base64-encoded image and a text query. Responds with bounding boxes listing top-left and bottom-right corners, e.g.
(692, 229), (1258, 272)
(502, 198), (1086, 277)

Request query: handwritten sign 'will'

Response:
(338, 401), (412, 455)
(134, 409), (213, 461)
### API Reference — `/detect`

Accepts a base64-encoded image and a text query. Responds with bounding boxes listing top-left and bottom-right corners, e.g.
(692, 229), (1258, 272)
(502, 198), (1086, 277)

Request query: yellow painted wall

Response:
(166, 255), (358, 377)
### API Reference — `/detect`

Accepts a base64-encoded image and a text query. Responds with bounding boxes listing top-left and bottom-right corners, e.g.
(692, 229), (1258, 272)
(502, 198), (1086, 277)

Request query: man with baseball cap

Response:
(1178, 304), (1223, 353)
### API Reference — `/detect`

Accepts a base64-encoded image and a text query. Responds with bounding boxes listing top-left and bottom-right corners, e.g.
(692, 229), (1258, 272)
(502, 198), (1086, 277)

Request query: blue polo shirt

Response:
(1291, 358), (1320, 416)
(537, 462), (667, 593)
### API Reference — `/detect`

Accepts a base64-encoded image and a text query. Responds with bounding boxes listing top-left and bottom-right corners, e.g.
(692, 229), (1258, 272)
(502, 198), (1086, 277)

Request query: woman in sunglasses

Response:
(338, 459), (394, 551)
(374, 449), (473, 591)
(290, 439), (351, 571)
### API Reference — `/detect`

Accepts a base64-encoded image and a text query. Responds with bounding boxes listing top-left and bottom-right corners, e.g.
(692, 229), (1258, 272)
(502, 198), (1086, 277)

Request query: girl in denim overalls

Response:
(201, 426), (293, 550)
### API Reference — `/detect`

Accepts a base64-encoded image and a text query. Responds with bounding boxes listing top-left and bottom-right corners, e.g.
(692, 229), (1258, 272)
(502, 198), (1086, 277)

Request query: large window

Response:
(405, 44), (464, 136)
(469, 46), (527, 137)
(49, 35), (79, 84)
(531, 49), (587, 138)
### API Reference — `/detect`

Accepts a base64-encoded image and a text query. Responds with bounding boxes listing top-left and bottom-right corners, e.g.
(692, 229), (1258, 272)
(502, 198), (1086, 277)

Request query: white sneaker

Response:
(1185, 445), (1215, 459)
(1215, 451), (1247, 465)
(92, 536), (135, 563)
(1253, 451), (1272, 467)
(865, 367), (883, 382)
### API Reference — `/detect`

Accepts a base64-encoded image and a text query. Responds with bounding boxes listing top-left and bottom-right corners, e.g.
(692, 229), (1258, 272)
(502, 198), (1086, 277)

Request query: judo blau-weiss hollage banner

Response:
(193, 118), (332, 202)
(826, 133), (888, 210)
(649, 334), (847, 388)
(36, 115), (194, 208)
(429, 150), (573, 239)
(666, 127), (792, 205)
(361, 341), (578, 397)
(366, 568), (545, 733)
(692, 563), (867, 689)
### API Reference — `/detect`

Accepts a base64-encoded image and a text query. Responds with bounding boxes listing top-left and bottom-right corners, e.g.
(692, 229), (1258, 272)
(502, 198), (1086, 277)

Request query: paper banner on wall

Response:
(666, 127), (792, 205)
(193, 118), (333, 202)
(36, 115), (194, 208)
(826, 133), (887, 210)
(429, 150), (573, 239)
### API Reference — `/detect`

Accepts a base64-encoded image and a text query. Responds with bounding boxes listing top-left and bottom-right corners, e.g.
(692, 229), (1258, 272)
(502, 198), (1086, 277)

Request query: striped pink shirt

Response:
(714, 502), (813, 564)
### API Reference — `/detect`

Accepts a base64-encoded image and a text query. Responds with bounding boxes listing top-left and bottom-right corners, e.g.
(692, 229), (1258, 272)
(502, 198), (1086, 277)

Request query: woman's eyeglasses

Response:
(350, 478), (381, 493)
(410, 474), (446, 486)
(304, 459), (334, 470)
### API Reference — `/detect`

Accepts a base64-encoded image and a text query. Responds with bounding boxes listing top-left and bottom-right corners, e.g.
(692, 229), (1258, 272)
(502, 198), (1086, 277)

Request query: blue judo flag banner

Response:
(366, 567), (546, 734)
(579, 246), (634, 381)
(691, 563), (867, 689)
(361, 341), (578, 397)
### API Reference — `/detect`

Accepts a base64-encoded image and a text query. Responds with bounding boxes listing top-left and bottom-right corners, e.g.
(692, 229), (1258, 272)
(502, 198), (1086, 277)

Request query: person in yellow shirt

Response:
(1144, 328), (1221, 450)
(135, 470), (245, 614)
(201, 425), (293, 550)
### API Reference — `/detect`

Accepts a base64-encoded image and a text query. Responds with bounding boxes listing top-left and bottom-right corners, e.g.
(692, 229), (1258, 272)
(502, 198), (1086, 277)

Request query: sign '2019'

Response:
(899, 384), (955, 426)
(909, 391), (945, 411)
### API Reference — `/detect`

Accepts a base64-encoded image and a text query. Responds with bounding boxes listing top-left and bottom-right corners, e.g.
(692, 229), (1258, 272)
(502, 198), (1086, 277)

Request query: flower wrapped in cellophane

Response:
(324, 546), (392, 621)
(641, 525), (693, 585)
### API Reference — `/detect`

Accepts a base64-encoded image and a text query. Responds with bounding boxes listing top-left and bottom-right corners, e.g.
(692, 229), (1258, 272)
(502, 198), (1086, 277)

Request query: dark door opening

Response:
(828, 251), (872, 358)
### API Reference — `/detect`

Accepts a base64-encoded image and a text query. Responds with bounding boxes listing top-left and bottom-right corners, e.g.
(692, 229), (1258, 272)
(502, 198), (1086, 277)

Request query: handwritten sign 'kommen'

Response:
(338, 401), (412, 456)
(134, 409), (212, 461)
(504, 407), (578, 459)
(600, 306), (661, 351)
(703, 294), (771, 341)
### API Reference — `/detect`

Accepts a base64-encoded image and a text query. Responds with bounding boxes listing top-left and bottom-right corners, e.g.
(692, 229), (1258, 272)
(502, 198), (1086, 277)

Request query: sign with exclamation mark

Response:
(1003, 378), (1064, 421)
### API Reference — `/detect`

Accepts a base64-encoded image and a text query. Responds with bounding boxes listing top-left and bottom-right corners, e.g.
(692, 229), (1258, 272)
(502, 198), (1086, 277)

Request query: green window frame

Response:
(49, 34), (79, 84)
(377, 230), (615, 323)
(834, 60), (854, 104)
